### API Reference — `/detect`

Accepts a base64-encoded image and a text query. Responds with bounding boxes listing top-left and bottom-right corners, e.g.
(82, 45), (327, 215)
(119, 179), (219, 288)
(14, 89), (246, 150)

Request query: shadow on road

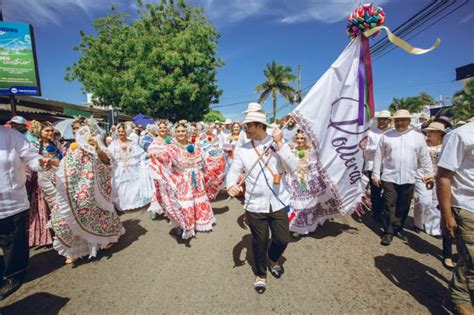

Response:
(213, 206), (230, 215)
(291, 220), (358, 243)
(351, 212), (384, 237)
(232, 234), (287, 276)
(237, 213), (248, 230)
(354, 213), (444, 260)
(22, 248), (65, 284)
(213, 191), (229, 202)
(402, 229), (444, 260)
(73, 219), (147, 266)
(0, 292), (70, 315)
(233, 234), (254, 268)
(168, 228), (191, 248)
(374, 253), (449, 315)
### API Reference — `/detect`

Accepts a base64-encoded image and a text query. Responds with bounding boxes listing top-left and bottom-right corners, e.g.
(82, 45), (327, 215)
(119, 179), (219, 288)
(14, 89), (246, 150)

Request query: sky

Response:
(3, 0), (474, 121)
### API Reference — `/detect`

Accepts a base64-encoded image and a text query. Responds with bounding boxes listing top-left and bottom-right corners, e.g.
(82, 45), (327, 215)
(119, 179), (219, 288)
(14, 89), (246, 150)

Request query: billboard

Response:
(0, 21), (41, 95)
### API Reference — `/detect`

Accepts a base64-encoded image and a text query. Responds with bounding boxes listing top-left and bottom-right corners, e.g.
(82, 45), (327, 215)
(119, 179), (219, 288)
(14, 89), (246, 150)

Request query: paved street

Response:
(1, 194), (451, 314)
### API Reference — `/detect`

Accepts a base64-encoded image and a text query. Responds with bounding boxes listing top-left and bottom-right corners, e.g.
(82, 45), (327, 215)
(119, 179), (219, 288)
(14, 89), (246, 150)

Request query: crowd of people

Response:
(366, 109), (473, 313)
(0, 103), (472, 312)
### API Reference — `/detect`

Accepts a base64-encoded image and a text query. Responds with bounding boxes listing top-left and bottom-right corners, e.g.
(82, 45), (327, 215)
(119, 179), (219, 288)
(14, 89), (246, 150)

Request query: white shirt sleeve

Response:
(438, 131), (463, 172)
(226, 149), (244, 189)
(365, 131), (377, 159)
(15, 132), (41, 172)
(417, 134), (434, 177)
(372, 135), (383, 179)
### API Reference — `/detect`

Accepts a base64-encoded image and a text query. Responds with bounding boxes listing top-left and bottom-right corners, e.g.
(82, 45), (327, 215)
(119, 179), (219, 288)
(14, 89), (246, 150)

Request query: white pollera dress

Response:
(108, 139), (154, 211)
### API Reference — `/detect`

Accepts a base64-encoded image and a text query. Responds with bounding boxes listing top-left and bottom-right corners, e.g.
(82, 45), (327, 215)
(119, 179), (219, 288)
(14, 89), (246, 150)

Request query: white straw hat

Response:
(243, 102), (263, 113)
(224, 118), (232, 125)
(377, 110), (391, 119)
(242, 111), (269, 126)
(424, 121), (446, 133)
(393, 109), (412, 119)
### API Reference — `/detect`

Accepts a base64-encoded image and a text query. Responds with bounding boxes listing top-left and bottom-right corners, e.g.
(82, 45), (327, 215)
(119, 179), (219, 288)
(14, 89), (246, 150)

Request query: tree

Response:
(255, 61), (296, 123)
(65, 0), (223, 121)
(388, 92), (434, 114)
(202, 109), (224, 123)
(451, 80), (474, 122)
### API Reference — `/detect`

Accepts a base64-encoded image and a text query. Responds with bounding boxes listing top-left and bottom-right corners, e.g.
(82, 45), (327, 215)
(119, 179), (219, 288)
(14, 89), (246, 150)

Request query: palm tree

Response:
(388, 96), (423, 114)
(451, 79), (474, 122)
(255, 61), (297, 122)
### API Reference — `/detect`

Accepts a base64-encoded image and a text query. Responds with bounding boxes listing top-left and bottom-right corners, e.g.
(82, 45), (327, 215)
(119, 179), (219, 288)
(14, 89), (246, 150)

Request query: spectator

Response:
(364, 110), (392, 222)
(0, 126), (47, 300)
(437, 121), (474, 314)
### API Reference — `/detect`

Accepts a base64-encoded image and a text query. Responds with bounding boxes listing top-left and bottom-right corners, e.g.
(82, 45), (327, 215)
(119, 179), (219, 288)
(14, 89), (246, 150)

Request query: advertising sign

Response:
(0, 21), (41, 95)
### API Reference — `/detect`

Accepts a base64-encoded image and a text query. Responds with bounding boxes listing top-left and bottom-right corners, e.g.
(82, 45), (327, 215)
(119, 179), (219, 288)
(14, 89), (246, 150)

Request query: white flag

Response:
(291, 36), (369, 216)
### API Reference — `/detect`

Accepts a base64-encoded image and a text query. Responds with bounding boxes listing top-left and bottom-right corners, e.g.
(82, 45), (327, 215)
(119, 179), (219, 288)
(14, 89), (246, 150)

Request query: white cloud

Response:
(279, 0), (391, 24)
(196, 0), (391, 24)
(3, 0), (111, 25)
(194, 0), (270, 22)
(3, 0), (391, 26)
(459, 12), (474, 24)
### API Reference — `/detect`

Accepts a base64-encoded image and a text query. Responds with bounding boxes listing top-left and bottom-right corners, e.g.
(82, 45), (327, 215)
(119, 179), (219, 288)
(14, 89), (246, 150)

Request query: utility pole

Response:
(297, 64), (302, 104)
(0, 0), (17, 116)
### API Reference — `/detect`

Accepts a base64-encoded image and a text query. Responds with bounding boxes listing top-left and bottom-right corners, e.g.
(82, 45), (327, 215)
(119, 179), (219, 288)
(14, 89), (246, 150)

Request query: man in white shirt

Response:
(0, 126), (47, 300)
(437, 122), (474, 313)
(227, 105), (297, 294)
(223, 118), (232, 136)
(214, 121), (226, 149)
(372, 110), (433, 246)
(282, 116), (297, 144)
(364, 110), (391, 222)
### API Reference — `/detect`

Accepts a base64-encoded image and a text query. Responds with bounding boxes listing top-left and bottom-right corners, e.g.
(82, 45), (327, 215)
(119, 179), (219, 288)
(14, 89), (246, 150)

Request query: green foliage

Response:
(255, 60), (296, 123)
(202, 109), (224, 123)
(388, 92), (435, 114)
(451, 80), (474, 122)
(66, 0), (223, 121)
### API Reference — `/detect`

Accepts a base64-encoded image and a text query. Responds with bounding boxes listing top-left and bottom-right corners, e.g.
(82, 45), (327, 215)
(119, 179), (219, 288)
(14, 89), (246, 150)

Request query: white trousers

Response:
(413, 176), (441, 236)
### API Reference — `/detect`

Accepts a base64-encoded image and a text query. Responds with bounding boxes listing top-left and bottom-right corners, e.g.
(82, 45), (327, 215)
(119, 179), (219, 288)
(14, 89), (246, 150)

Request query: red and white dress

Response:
(155, 143), (217, 239)
(148, 137), (168, 215)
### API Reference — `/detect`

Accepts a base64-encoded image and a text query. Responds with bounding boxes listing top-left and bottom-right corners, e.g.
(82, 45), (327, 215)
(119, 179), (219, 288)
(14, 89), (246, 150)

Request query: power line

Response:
(371, 0), (468, 60)
(371, 0), (446, 57)
(215, 0), (467, 112)
(373, 0), (469, 61)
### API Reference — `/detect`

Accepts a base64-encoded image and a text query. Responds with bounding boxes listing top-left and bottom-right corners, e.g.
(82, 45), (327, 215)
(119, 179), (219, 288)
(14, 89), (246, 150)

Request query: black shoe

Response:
(380, 234), (393, 246)
(0, 278), (22, 301)
(268, 263), (284, 279)
(253, 278), (266, 294)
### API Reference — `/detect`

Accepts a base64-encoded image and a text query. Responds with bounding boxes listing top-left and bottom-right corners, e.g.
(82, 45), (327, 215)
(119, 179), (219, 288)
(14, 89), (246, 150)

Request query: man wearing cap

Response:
(414, 113), (429, 130)
(364, 110), (392, 222)
(227, 103), (297, 294)
(437, 121), (474, 313)
(7, 116), (37, 143)
(372, 109), (434, 246)
(0, 126), (49, 300)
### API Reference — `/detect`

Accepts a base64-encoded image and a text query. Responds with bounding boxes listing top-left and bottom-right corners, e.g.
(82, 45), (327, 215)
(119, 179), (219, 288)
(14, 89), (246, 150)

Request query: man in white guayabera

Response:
(227, 103), (296, 294)
(372, 109), (434, 246)
(364, 110), (392, 223)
